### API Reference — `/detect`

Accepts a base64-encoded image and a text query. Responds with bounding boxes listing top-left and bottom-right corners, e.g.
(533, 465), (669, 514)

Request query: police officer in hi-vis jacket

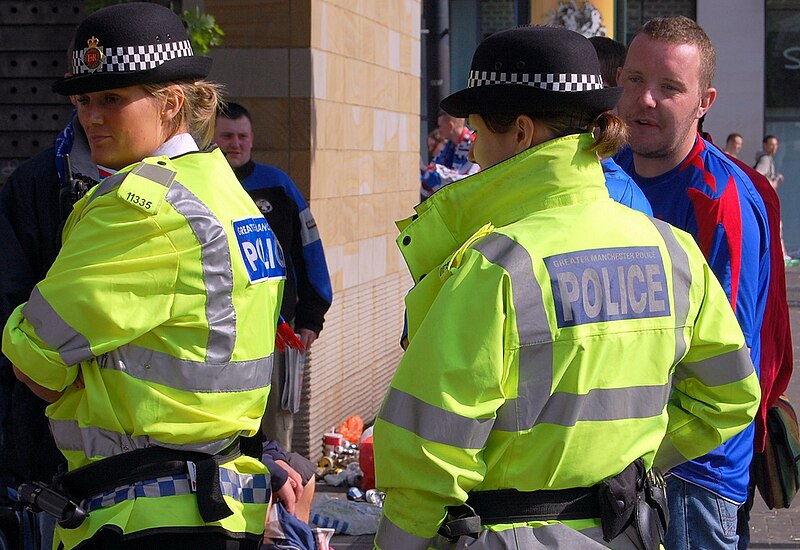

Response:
(373, 26), (760, 550)
(3, 3), (283, 549)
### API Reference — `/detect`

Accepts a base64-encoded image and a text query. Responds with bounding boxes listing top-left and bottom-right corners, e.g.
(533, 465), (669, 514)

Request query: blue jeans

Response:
(38, 511), (56, 550)
(665, 476), (740, 549)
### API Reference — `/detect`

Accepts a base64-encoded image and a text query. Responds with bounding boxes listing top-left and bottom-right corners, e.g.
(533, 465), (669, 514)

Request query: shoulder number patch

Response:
(233, 217), (286, 283)
(116, 161), (175, 215)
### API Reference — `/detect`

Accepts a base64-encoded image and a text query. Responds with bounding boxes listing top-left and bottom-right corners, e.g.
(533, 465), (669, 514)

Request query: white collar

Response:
(153, 133), (199, 158)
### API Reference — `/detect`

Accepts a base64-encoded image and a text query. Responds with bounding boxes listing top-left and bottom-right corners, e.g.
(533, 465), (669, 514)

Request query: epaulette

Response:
(115, 157), (177, 215)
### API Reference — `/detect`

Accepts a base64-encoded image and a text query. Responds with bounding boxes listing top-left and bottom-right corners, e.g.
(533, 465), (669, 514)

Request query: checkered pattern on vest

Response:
(72, 40), (194, 75)
(83, 468), (269, 512)
(468, 70), (604, 92)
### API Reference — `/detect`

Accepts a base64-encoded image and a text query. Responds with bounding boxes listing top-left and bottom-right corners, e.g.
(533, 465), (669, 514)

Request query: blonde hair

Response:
(480, 111), (628, 158)
(142, 79), (224, 149)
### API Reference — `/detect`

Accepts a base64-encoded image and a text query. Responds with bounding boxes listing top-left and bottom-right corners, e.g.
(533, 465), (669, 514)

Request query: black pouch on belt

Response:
(598, 458), (668, 550)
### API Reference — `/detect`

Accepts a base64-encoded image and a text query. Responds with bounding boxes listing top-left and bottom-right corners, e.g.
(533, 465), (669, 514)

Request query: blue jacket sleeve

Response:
(262, 439), (290, 492)
(279, 175), (332, 334)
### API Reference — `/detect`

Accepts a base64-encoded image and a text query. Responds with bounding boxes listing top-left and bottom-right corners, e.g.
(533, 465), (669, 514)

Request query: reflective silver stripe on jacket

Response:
(166, 181), (236, 363)
(299, 207), (321, 246)
(85, 170), (129, 205)
(375, 516), (431, 550)
(84, 469), (269, 512)
(379, 387), (494, 449)
(22, 287), (93, 366)
(474, 233), (674, 432)
(50, 419), (238, 457)
(92, 164), (238, 364)
(21, 293), (271, 393)
(533, 384), (672, 427)
(673, 346), (754, 386)
(648, 218), (692, 365)
(473, 233), (554, 433)
(100, 344), (273, 393)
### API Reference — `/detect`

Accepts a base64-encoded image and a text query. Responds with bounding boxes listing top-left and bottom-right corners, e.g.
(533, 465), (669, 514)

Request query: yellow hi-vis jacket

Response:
(2, 149), (284, 549)
(373, 134), (760, 549)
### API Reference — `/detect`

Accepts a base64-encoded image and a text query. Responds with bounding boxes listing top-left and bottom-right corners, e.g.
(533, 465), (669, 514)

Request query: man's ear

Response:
(698, 87), (717, 119)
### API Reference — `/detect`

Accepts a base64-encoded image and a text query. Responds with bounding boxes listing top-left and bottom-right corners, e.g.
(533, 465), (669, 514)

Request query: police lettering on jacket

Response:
(545, 246), (670, 327)
(233, 217), (286, 283)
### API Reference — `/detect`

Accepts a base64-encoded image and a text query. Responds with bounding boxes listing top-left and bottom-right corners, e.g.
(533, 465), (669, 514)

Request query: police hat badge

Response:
(82, 36), (104, 72)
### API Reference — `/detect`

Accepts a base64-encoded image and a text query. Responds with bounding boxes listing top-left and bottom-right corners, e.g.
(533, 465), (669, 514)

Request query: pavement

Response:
(320, 266), (800, 550)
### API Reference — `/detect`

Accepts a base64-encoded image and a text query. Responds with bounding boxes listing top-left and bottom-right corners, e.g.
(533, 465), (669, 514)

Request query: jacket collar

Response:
(397, 133), (609, 281)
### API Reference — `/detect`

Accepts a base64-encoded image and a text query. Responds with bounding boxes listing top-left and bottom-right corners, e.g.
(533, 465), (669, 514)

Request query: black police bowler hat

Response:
(53, 2), (211, 96)
(441, 26), (622, 118)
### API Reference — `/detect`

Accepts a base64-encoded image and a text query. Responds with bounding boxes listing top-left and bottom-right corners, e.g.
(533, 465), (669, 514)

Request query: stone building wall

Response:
(205, 0), (420, 457)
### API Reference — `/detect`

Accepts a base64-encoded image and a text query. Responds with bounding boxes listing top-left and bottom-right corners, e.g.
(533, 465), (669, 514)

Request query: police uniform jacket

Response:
(2, 144), (284, 549)
(373, 134), (761, 549)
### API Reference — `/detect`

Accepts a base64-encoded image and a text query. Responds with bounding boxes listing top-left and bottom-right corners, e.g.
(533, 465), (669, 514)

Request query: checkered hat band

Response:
(468, 70), (604, 92)
(72, 39), (194, 75)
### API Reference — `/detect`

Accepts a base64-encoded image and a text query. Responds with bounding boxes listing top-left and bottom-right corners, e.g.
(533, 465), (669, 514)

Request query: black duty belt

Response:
(439, 458), (668, 550)
(467, 485), (602, 524)
(53, 439), (241, 524)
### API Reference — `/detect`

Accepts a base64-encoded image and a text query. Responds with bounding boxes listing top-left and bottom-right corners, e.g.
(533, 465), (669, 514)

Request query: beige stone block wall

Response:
(205, 0), (420, 457)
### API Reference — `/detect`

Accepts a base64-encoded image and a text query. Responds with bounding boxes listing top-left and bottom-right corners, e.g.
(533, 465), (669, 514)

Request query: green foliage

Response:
(181, 7), (225, 55)
(82, 1), (224, 55)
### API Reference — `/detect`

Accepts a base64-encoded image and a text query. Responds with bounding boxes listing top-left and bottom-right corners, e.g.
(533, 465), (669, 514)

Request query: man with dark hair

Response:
(589, 35), (652, 216)
(724, 133), (743, 158)
(215, 102), (332, 452)
(588, 35), (627, 87)
(615, 16), (771, 549)
(754, 135), (783, 190)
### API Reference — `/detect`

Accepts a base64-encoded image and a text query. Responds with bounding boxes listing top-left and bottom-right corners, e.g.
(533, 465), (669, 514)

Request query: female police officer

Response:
(373, 26), (760, 549)
(2, 3), (283, 549)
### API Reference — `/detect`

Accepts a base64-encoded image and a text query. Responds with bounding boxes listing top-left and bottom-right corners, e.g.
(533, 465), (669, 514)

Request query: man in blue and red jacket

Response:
(615, 16), (770, 549)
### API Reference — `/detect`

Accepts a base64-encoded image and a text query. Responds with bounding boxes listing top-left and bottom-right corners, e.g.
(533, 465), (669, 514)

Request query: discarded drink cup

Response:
(323, 432), (344, 456)
(312, 527), (335, 550)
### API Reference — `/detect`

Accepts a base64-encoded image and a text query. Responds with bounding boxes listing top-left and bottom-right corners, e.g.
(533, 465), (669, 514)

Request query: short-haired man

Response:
(588, 35), (627, 87)
(724, 133), (744, 158)
(420, 112), (479, 201)
(589, 35), (653, 216)
(615, 16), (771, 549)
(215, 102), (332, 451)
(754, 135), (784, 190)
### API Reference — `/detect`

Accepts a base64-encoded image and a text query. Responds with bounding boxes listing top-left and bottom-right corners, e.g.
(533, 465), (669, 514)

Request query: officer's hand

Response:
(273, 478), (297, 515)
(297, 329), (318, 351)
(275, 459), (304, 503)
